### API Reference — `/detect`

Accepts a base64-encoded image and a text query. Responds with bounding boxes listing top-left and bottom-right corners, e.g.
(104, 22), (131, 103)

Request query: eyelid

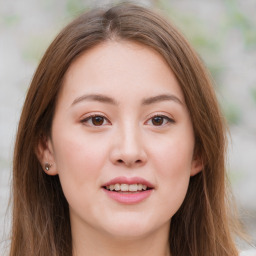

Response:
(80, 112), (175, 127)
(80, 113), (111, 126)
(144, 113), (175, 126)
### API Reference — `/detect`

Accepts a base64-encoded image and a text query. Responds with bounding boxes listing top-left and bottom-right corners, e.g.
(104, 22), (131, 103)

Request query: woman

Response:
(10, 3), (242, 256)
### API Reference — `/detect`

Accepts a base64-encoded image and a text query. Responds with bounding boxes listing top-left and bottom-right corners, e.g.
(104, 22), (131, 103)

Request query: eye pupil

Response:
(152, 116), (163, 126)
(92, 116), (104, 126)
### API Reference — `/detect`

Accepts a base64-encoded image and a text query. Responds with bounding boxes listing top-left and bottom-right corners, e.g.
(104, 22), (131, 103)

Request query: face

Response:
(40, 41), (202, 240)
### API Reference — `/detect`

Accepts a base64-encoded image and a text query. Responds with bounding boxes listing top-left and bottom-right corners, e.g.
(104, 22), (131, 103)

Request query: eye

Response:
(146, 115), (174, 126)
(81, 114), (110, 126)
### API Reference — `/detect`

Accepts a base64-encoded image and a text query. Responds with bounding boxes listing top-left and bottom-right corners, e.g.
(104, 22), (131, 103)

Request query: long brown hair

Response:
(11, 3), (241, 255)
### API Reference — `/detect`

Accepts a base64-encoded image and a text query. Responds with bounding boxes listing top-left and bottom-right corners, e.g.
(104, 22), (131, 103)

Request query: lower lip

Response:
(103, 189), (153, 204)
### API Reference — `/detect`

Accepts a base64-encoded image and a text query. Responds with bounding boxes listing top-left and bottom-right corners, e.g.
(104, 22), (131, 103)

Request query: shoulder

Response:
(240, 250), (256, 256)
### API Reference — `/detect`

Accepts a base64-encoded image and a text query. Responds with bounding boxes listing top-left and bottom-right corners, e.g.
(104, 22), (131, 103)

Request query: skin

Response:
(39, 40), (202, 256)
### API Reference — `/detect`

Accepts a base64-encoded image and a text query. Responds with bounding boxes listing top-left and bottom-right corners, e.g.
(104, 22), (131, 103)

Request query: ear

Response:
(36, 135), (58, 176)
(190, 155), (203, 177)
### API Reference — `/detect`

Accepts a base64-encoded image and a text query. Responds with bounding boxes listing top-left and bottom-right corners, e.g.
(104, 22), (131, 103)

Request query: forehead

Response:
(58, 40), (185, 107)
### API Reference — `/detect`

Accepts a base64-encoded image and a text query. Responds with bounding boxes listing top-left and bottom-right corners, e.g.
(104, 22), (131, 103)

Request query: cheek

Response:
(155, 140), (192, 194)
(51, 129), (109, 196)
(51, 130), (112, 221)
(148, 130), (194, 215)
(150, 133), (194, 177)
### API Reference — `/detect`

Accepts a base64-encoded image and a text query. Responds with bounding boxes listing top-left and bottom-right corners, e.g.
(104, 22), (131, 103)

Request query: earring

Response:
(45, 163), (52, 171)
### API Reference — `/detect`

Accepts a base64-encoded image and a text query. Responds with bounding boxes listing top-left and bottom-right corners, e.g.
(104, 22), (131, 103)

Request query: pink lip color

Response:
(102, 176), (154, 188)
(102, 176), (154, 205)
(103, 189), (152, 204)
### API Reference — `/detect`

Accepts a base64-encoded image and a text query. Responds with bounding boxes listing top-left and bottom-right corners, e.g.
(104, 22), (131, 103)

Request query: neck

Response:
(72, 222), (171, 256)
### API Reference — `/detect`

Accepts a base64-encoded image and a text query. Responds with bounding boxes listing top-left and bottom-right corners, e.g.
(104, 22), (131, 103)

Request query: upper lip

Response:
(102, 176), (154, 188)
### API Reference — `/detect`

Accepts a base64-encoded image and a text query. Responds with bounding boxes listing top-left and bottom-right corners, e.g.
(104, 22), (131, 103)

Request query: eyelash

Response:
(81, 114), (111, 127)
(81, 114), (175, 127)
(145, 114), (175, 126)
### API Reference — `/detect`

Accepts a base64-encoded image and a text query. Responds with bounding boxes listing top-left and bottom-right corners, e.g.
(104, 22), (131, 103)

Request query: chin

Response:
(100, 213), (159, 239)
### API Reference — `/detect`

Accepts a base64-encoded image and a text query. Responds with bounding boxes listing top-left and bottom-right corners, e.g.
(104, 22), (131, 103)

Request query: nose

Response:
(110, 124), (147, 168)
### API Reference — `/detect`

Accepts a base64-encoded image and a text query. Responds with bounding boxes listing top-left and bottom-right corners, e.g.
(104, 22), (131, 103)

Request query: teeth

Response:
(129, 184), (137, 192)
(114, 184), (120, 191)
(105, 183), (149, 192)
(120, 184), (129, 191)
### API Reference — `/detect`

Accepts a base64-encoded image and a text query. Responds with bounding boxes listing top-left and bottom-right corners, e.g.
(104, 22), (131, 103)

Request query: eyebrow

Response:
(72, 94), (118, 106)
(71, 93), (183, 106)
(142, 94), (183, 106)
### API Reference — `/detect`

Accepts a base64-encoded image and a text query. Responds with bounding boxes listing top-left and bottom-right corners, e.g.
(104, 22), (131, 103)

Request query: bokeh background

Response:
(1, 0), (256, 253)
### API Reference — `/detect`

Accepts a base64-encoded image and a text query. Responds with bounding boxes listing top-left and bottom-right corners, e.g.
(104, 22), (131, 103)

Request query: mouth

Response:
(103, 183), (153, 193)
(101, 177), (154, 204)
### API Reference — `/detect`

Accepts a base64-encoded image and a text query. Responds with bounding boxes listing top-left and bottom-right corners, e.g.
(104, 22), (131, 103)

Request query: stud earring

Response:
(45, 163), (52, 171)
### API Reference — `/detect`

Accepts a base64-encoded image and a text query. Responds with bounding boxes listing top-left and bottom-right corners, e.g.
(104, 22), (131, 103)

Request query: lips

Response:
(105, 183), (148, 192)
(102, 176), (154, 189)
(102, 176), (154, 204)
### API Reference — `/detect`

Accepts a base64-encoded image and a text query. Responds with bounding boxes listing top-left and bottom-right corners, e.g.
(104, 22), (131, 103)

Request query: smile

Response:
(102, 177), (154, 204)
(104, 183), (149, 192)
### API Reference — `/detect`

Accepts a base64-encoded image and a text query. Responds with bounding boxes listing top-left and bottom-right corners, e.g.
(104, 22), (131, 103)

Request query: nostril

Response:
(116, 159), (142, 166)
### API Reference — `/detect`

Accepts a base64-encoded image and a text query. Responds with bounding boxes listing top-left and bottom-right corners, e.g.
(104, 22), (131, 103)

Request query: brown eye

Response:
(146, 115), (174, 127)
(152, 116), (164, 126)
(82, 115), (110, 127)
(91, 116), (104, 126)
